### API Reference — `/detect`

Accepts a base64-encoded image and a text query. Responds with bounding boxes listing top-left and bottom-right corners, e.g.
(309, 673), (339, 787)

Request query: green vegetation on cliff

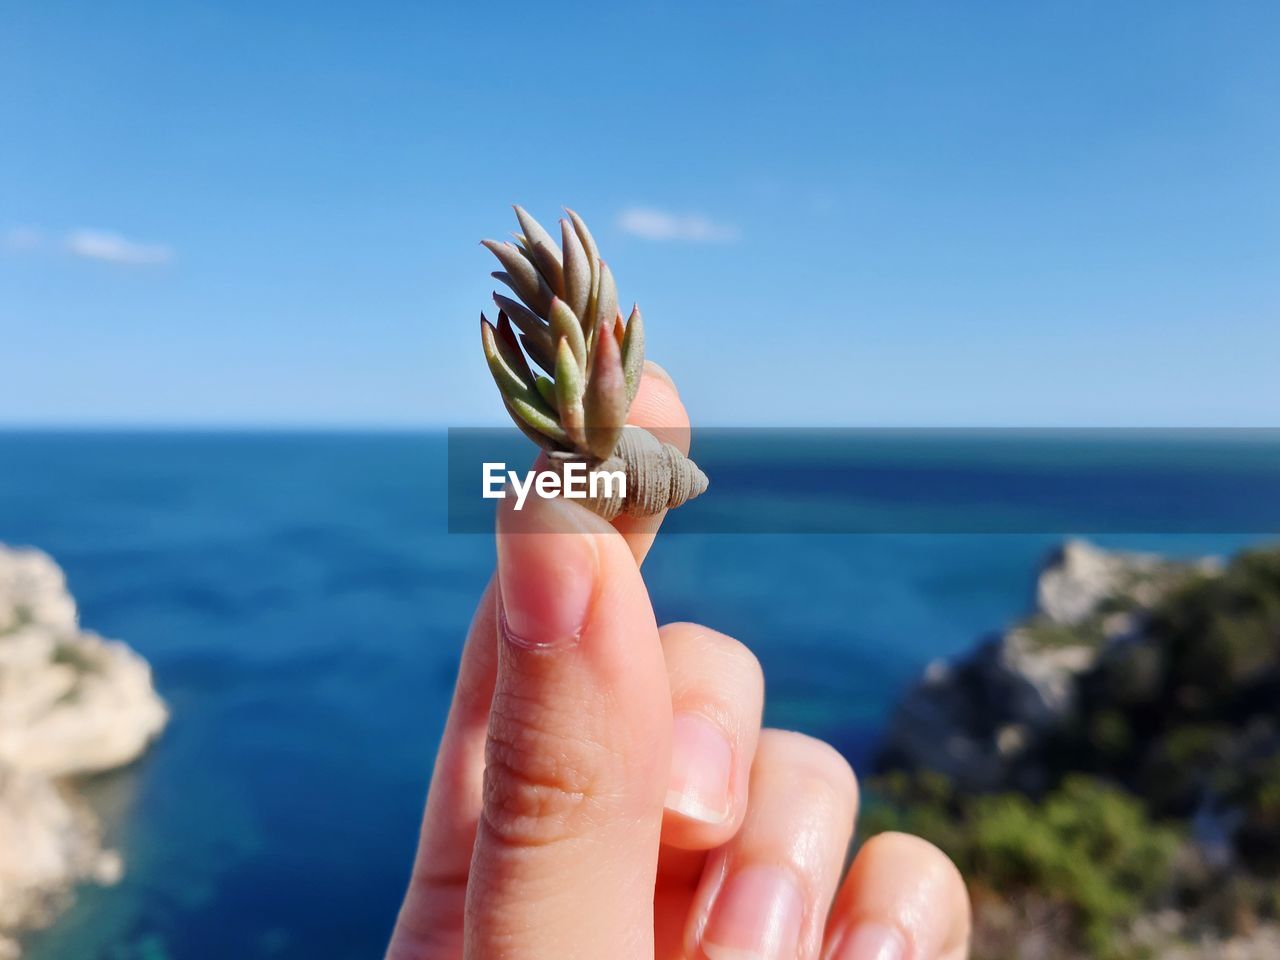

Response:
(867, 773), (1179, 958)
(869, 543), (1280, 958)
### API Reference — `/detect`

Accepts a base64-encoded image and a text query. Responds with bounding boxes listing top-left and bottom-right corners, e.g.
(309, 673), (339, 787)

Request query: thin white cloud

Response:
(617, 207), (740, 243)
(3, 226), (45, 252)
(66, 229), (173, 266)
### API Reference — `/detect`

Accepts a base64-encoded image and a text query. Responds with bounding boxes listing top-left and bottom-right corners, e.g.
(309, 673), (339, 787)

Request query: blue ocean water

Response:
(0, 431), (1270, 960)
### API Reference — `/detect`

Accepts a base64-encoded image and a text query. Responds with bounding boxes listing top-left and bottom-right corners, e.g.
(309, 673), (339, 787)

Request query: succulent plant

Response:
(480, 205), (707, 519)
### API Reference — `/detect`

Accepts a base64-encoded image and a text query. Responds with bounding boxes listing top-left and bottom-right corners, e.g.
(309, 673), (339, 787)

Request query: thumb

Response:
(465, 493), (671, 958)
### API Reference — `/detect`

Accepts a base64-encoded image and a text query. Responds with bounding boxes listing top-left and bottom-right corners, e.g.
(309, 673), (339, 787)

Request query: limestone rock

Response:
(0, 627), (168, 777)
(0, 764), (108, 937)
(0, 545), (167, 954)
(1035, 539), (1155, 625)
(879, 539), (1215, 793)
(1036, 539), (1218, 626)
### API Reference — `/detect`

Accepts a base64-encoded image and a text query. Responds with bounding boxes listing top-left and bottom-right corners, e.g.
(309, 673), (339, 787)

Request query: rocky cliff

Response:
(873, 539), (1280, 960)
(0, 546), (167, 959)
(880, 540), (1220, 795)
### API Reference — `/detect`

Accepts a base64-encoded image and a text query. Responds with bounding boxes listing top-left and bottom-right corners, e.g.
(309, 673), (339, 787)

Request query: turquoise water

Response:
(0, 431), (1270, 960)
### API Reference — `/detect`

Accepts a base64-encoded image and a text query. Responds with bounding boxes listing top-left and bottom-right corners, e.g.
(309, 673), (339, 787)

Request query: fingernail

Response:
(496, 498), (598, 649)
(824, 922), (907, 960)
(701, 864), (803, 960)
(666, 713), (733, 824)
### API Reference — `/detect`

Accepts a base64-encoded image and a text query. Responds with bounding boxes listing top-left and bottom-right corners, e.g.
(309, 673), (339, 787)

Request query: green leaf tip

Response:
(621, 304), (645, 405)
(583, 319), (627, 460)
(480, 205), (653, 462)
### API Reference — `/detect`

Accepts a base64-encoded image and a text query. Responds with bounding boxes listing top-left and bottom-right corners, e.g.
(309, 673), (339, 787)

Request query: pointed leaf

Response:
(512, 207), (554, 255)
(506, 395), (569, 448)
(493, 293), (553, 364)
(502, 398), (558, 450)
(534, 374), (558, 412)
(565, 207), (600, 314)
(554, 337), (587, 451)
(554, 337), (585, 404)
(621, 304), (645, 404)
(480, 315), (532, 400)
(583, 319), (627, 459)
(590, 259), (618, 358)
(482, 239), (554, 315)
(513, 206), (564, 295)
(512, 238), (537, 268)
(511, 236), (564, 299)
(520, 332), (555, 374)
(584, 287), (598, 352)
(548, 297), (586, 372)
(492, 293), (547, 333)
(561, 218), (591, 323)
(481, 315), (555, 420)
(495, 312), (534, 386)
(529, 240), (564, 298)
(564, 208), (600, 273)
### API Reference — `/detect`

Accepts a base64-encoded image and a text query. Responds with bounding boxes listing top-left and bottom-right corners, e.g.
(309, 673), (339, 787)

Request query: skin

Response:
(386, 363), (971, 960)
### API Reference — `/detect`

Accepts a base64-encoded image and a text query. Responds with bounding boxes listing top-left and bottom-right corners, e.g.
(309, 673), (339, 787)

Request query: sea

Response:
(0, 430), (1274, 960)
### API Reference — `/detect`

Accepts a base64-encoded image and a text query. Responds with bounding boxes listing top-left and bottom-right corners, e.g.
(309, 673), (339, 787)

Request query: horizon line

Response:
(1, 423), (1278, 434)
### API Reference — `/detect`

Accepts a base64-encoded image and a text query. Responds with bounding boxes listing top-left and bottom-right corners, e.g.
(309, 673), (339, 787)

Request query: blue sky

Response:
(2, 1), (1277, 427)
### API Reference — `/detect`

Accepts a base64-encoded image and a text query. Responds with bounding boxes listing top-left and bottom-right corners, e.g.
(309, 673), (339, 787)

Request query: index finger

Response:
(387, 362), (692, 956)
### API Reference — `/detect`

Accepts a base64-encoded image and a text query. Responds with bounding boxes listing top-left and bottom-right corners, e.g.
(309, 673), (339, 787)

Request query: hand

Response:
(387, 366), (971, 959)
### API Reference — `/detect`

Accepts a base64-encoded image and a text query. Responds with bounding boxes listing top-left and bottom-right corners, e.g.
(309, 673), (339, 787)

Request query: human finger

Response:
(658, 622), (764, 850)
(685, 730), (859, 960)
(464, 492), (671, 958)
(821, 832), (971, 960)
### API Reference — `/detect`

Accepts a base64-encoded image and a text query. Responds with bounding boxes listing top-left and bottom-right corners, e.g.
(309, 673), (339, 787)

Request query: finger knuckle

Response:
(662, 622), (764, 693)
(712, 634), (764, 690)
(814, 739), (859, 802)
(480, 690), (612, 849)
(762, 729), (859, 811)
